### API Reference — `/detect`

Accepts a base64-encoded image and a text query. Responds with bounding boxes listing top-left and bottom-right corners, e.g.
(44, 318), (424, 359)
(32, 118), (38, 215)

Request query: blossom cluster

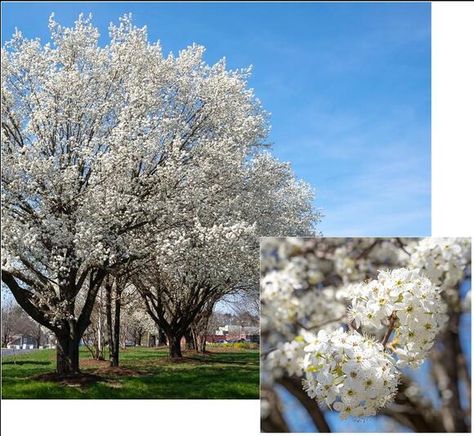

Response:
(261, 237), (470, 422)
(265, 338), (307, 380)
(408, 238), (471, 289)
(349, 268), (448, 367)
(303, 329), (399, 419)
(261, 264), (345, 343)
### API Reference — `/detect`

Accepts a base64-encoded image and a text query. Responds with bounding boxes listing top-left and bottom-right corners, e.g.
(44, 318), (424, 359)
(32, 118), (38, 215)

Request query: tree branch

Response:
(277, 375), (331, 433)
(1, 269), (58, 334)
(381, 312), (398, 348)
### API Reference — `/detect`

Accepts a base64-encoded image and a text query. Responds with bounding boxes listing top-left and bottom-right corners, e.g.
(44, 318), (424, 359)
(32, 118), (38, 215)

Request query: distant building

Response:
(211, 324), (259, 343)
(7, 334), (38, 350)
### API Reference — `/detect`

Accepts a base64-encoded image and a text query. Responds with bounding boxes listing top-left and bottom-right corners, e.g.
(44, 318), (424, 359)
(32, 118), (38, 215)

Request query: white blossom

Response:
(303, 329), (399, 419)
(408, 238), (471, 289)
(261, 238), (470, 421)
(2, 14), (318, 338)
(349, 268), (448, 367)
(265, 338), (308, 380)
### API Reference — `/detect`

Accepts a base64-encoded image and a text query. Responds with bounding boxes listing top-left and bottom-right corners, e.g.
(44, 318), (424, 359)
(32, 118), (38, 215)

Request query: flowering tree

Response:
(1, 14), (319, 373)
(187, 295), (220, 353)
(133, 152), (317, 359)
(121, 304), (157, 347)
(261, 237), (471, 432)
(132, 220), (262, 358)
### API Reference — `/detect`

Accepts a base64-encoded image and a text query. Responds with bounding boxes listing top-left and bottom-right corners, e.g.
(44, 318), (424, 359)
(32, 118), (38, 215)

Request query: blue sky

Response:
(1, 2), (431, 236)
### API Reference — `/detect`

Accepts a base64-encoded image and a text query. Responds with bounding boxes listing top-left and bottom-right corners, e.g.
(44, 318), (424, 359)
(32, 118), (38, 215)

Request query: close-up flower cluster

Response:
(349, 268), (448, 367)
(261, 237), (471, 433)
(408, 238), (471, 288)
(303, 329), (399, 419)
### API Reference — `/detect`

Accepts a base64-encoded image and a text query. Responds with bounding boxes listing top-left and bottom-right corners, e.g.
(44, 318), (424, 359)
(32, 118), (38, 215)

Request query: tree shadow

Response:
(2, 361), (51, 366)
(31, 371), (106, 387)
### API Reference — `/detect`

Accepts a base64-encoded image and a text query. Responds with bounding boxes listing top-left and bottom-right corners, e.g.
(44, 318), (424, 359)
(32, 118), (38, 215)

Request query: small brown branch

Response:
(395, 238), (411, 255)
(356, 239), (380, 260)
(347, 318), (359, 332)
(382, 312), (397, 349)
(295, 315), (345, 332)
(261, 347), (277, 358)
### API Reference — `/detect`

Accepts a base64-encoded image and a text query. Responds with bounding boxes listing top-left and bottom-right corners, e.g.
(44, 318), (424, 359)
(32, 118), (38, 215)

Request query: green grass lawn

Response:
(1, 346), (259, 399)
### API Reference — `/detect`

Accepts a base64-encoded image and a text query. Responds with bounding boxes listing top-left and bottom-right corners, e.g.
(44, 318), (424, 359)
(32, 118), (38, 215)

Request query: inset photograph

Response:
(261, 237), (471, 432)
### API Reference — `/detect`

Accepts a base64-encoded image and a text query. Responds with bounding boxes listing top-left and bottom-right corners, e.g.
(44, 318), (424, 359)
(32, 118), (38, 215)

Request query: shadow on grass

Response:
(2, 347), (259, 399)
(2, 361), (51, 366)
(31, 371), (105, 387)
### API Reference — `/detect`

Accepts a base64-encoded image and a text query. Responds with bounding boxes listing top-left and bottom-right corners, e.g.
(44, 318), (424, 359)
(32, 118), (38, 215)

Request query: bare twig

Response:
(395, 238), (410, 255)
(356, 239), (380, 260)
(295, 315), (345, 332)
(381, 312), (397, 349)
(261, 347), (277, 358)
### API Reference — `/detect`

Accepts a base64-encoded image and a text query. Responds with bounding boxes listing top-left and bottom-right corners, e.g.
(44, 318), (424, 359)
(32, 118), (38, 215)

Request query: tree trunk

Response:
(35, 324), (42, 348)
(157, 328), (167, 346)
(147, 333), (155, 347)
(185, 329), (195, 350)
(97, 301), (105, 360)
(105, 279), (115, 366)
(261, 386), (291, 433)
(135, 333), (143, 347)
(442, 312), (468, 432)
(56, 334), (80, 375)
(199, 335), (207, 353)
(110, 291), (121, 367)
(168, 334), (183, 358)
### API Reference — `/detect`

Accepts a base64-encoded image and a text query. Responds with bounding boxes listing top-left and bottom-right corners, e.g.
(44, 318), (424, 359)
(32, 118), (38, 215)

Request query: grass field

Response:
(1, 346), (259, 399)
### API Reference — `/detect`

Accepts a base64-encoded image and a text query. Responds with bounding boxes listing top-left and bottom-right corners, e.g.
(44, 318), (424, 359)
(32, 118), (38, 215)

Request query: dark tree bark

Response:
(443, 311), (468, 432)
(35, 323), (42, 348)
(157, 328), (167, 346)
(133, 270), (227, 359)
(261, 386), (291, 433)
(111, 286), (121, 367)
(135, 332), (143, 346)
(190, 300), (215, 353)
(382, 375), (445, 432)
(105, 276), (122, 367)
(133, 276), (216, 358)
(56, 333), (80, 375)
(168, 333), (183, 358)
(184, 329), (196, 350)
(105, 277), (115, 365)
(2, 268), (106, 375)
